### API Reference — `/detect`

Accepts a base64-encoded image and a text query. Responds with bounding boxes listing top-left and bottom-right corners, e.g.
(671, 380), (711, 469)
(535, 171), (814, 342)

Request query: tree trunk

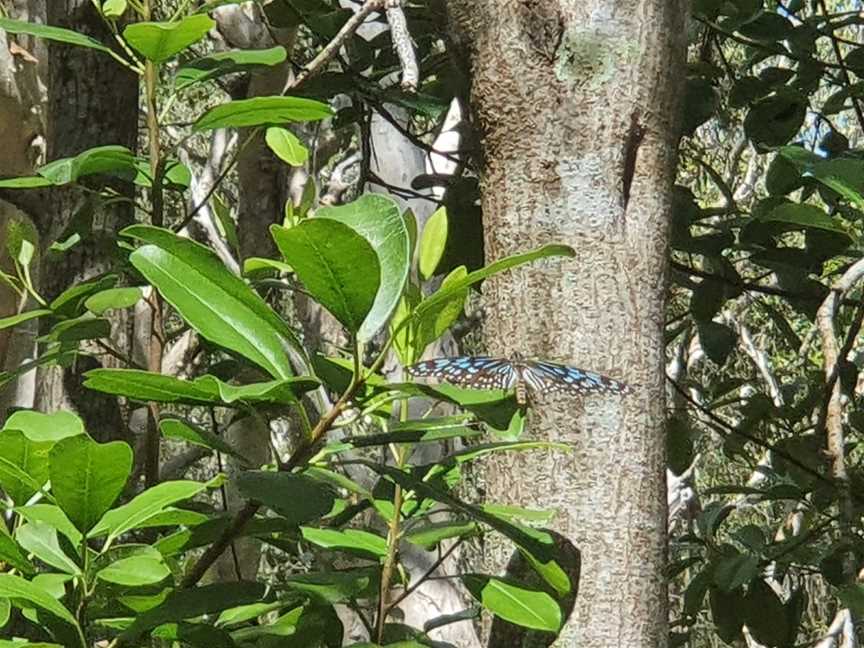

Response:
(32, 1), (137, 443)
(447, 2), (686, 645)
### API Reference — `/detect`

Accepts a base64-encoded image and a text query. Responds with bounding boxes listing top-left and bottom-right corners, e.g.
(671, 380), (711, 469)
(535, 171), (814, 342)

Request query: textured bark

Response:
(32, 1), (137, 439)
(447, 1), (686, 645)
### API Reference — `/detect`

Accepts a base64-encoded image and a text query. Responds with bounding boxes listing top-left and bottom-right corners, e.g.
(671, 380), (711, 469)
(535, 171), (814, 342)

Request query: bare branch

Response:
(385, 0), (419, 92)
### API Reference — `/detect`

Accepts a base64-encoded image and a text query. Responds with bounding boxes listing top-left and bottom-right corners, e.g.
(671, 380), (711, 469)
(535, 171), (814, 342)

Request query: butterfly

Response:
(405, 356), (631, 407)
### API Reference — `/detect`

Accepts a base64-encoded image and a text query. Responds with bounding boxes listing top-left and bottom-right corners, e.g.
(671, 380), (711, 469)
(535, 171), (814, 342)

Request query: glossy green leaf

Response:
(709, 586), (745, 644)
(300, 527), (387, 558)
(696, 320), (736, 366)
(124, 225), (301, 378)
(810, 159), (864, 208)
(176, 46), (287, 88)
(14, 505), (82, 546)
(266, 126), (309, 166)
(121, 582), (266, 640)
(414, 265), (468, 353)
(194, 96), (333, 130)
(84, 369), (318, 405)
(84, 287), (143, 315)
(0, 522), (34, 574)
(0, 176), (54, 189)
(743, 579), (787, 647)
(102, 0), (127, 18)
(159, 418), (243, 460)
(272, 219), (380, 333)
(0, 18), (114, 56)
(282, 569), (376, 603)
(42, 315), (111, 343)
(0, 309), (51, 331)
(0, 429), (51, 505)
(404, 521), (479, 548)
(0, 574), (78, 627)
(462, 575), (561, 632)
(3, 410), (84, 443)
(418, 206), (448, 280)
(150, 622), (236, 647)
(123, 15), (214, 62)
(16, 522), (80, 576)
(761, 203), (851, 238)
(317, 194), (410, 340)
(50, 435), (132, 533)
(236, 472), (337, 525)
(133, 158), (192, 190)
(37, 146), (137, 185)
(412, 244), (575, 324)
(50, 274), (118, 318)
(744, 90), (806, 150)
(90, 480), (212, 543)
(97, 547), (170, 586)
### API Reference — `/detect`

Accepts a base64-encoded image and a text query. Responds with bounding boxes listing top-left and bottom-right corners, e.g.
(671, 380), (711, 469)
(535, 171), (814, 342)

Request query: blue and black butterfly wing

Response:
(523, 360), (630, 396)
(406, 356), (516, 390)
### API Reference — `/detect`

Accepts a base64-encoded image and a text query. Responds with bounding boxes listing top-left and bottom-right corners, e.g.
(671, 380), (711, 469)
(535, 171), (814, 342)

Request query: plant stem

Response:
(142, 0), (164, 490)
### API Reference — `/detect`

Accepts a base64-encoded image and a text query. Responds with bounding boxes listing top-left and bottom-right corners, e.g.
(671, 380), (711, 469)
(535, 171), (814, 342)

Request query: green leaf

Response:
(50, 435), (132, 533)
(300, 527), (387, 559)
(713, 552), (759, 592)
(696, 320), (736, 366)
(317, 194), (410, 340)
(418, 206), (448, 280)
(0, 18), (114, 56)
(123, 15), (215, 62)
(709, 586), (745, 644)
(37, 145), (137, 185)
(838, 584), (864, 617)
(760, 203), (851, 238)
(414, 265), (468, 353)
(176, 46), (287, 89)
(266, 126), (309, 166)
(0, 522), (34, 574)
(0, 429), (52, 505)
(236, 472), (336, 525)
(150, 622), (236, 647)
(102, 0), (128, 18)
(124, 225), (301, 379)
(0, 574), (78, 627)
(194, 96), (333, 130)
(412, 244), (575, 323)
(14, 505), (82, 546)
(90, 480), (211, 543)
(97, 547), (170, 586)
(84, 369), (317, 406)
(462, 575), (561, 632)
(121, 582), (266, 640)
(159, 418), (243, 460)
(0, 176), (54, 189)
(15, 522), (81, 576)
(743, 579), (787, 647)
(84, 287), (143, 315)
(282, 569), (376, 603)
(50, 273), (118, 318)
(744, 90), (807, 150)
(271, 219), (380, 333)
(404, 521), (479, 548)
(0, 309), (51, 331)
(3, 410), (84, 443)
(42, 315), (111, 343)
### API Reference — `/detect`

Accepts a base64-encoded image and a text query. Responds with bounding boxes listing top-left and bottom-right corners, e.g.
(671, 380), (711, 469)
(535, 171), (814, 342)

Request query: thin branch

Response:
(284, 0), (386, 94)
(384, 0), (418, 92)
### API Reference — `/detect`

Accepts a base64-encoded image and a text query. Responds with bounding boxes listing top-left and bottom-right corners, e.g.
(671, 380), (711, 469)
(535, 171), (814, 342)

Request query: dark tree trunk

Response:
(447, 1), (686, 644)
(34, 1), (138, 442)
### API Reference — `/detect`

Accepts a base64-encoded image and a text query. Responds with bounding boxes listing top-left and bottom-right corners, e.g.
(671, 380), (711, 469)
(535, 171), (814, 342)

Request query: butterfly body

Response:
(406, 356), (630, 407)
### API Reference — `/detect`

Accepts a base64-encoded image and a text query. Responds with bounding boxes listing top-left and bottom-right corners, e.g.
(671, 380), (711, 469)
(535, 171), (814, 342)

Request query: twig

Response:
(384, 0), (418, 92)
(284, 0), (386, 94)
(815, 257), (864, 585)
(384, 538), (463, 615)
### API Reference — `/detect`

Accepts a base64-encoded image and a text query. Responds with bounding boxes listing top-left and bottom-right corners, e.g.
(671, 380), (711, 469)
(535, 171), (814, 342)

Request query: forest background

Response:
(0, 1), (859, 647)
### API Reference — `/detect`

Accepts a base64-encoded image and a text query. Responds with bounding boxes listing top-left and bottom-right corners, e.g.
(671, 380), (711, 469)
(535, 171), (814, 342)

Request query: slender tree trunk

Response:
(447, 2), (686, 645)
